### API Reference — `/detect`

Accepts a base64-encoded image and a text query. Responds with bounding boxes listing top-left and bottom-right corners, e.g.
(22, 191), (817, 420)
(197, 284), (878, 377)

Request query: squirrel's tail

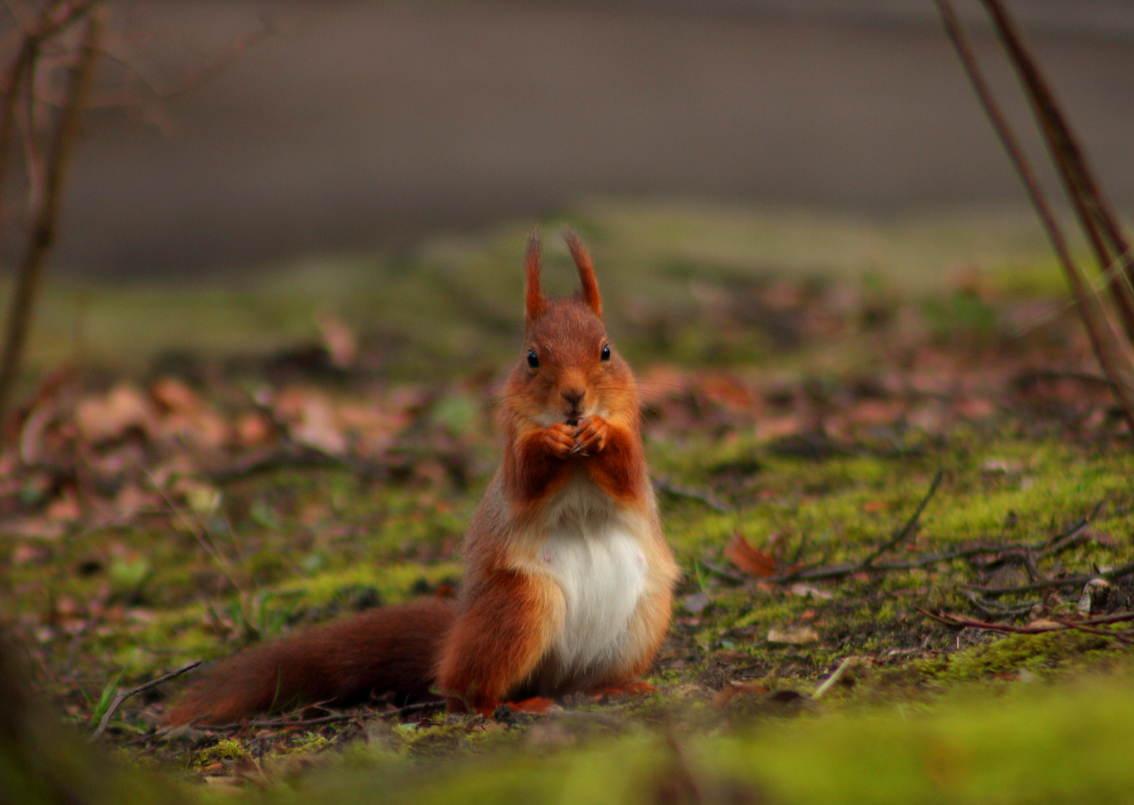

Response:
(165, 599), (457, 726)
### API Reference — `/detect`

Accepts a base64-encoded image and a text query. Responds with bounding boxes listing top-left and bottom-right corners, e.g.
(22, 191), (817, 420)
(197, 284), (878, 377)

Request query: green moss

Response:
(285, 671), (1134, 804)
(274, 732), (332, 757)
(191, 739), (246, 768)
(918, 630), (1120, 683)
(394, 722), (469, 757)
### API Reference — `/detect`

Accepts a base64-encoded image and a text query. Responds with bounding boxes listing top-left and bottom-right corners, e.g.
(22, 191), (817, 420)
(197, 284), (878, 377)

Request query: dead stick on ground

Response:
(859, 470), (943, 570)
(935, 0), (1134, 431)
(91, 659), (201, 740)
(963, 559), (1134, 598)
(199, 700), (447, 733)
(654, 477), (730, 513)
(0, 8), (101, 440)
(916, 608), (1134, 644)
(812, 657), (857, 700)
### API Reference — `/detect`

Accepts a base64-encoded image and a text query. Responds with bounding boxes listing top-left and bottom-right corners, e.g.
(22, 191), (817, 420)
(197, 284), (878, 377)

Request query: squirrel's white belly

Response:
(538, 503), (650, 681)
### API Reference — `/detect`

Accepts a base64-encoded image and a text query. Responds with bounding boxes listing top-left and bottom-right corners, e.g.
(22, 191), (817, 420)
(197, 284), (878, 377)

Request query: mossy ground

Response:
(2, 199), (1132, 802)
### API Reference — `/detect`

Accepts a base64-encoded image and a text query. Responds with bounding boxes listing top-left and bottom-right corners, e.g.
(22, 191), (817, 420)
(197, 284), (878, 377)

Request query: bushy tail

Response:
(165, 599), (457, 726)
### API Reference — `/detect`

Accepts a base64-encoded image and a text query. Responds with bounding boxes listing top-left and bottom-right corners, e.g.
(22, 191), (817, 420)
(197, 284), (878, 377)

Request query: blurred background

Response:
(3, 0), (1134, 376)
(49, 0), (1134, 279)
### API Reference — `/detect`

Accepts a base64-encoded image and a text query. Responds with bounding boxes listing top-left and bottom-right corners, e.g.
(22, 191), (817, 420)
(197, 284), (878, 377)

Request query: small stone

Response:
(683, 591), (711, 615)
(767, 626), (819, 645)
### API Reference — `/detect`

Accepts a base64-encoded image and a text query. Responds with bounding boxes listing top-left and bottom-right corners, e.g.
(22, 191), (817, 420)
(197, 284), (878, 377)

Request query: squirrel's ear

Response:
(564, 229), (602, 320)
(524, 230), (546, 326)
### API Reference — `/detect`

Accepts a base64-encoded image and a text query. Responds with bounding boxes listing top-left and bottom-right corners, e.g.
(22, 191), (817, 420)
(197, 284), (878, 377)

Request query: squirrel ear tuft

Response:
(564, 229), (602, 320)
(524, 229), (546, 326)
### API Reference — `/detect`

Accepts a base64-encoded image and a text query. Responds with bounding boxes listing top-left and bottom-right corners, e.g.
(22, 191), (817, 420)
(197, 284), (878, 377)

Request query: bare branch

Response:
(90, 660), (202, 740)
(859, 469), (943, 570)
(0, 7), (99, 438)
(980, 0), (1134, 342)
(936, 0), (1134, 432)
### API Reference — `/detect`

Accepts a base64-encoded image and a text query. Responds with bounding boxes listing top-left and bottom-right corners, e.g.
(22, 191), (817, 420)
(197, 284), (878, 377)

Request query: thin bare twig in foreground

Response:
(812, 656), (858, 700)
(980, 0), (1134, 341)
(935, 0), (1134, 431)
(916, 608), (1134, 645)
(0, 7), (101, 440)
(199, 700), (446, 733)
(90, 659), (201, 740)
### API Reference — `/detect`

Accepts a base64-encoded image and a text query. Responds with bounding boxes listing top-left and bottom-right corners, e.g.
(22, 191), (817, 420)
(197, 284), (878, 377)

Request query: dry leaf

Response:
(45, 494), (81, 523)
(150, 378), (202, 414)
(275, 388), (347, 456)
(75, 385), (157, 444)
(234, 411), (273, 448)
(789, 583), (833, 600)
(755, 415), (799, 442)
(712, 680), (768, 708)
(317, 312), (358, 369)
(724, 533), (777, 577)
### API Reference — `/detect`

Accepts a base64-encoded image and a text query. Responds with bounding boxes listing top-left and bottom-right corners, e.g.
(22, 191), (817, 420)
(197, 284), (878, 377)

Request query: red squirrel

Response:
(166, 231), (679, 724)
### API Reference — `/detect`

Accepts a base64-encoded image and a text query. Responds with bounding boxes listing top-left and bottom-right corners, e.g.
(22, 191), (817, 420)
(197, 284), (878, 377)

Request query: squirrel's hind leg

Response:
(436, 568), (561, 713)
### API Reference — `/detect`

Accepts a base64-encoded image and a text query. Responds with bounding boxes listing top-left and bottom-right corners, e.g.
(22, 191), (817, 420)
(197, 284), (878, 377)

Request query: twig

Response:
(158, 15), (273, 103)
(980, 0), (1134, 341)
(936, 0), (1134, 431)
(763, 495), (1106, 587)
(961, 590), (1038, 618)
(1038, 500), (1104, 556)
(859, 470), (943, 570)
(662, 729), (708, 805)
(765, 472), (944, 584)
(963, 560), (1134, 598)
(199, 700), (446, 732)
(811, 657), (856, 700)
(0, 6), (101, 440)
(653, 477), (730, 513)
(916, 608), (1134, 645)
(698, 559), (749, 583)
(90, 660), (201, 740)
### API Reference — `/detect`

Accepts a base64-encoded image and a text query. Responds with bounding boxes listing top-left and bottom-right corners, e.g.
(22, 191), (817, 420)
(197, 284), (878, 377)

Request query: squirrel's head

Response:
(506, 230), (635, 427)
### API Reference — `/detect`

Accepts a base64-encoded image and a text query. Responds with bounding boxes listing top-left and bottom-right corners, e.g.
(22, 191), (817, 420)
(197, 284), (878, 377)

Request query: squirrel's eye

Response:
(527, 349), (539, 369)
(601, 344), (611, 362)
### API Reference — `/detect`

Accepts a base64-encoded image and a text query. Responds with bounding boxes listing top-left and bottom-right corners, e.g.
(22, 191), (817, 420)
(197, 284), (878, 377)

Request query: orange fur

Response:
(166, 600), (454, 725)
(565, 229), (602, 319)
(436, 562), (558, 712)
(164, 233), (678, 726)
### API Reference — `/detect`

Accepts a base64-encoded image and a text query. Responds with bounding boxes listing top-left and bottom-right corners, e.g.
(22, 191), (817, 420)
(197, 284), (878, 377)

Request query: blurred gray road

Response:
(26, 0), (1134, 279)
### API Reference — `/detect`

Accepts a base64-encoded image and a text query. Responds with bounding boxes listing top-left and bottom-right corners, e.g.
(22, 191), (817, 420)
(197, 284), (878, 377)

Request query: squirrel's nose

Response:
(561, 387), (585, 407)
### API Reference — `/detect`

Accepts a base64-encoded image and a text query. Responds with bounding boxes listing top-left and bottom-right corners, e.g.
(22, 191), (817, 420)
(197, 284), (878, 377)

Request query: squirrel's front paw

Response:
(543, 423), (576, 459)
(572, 415), (608, 455)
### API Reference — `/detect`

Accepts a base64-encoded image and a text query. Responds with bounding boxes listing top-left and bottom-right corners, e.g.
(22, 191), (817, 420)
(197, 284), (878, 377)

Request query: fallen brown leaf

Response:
(724, 533), (777, 577)
(75, 385), (157, 444)
(316, 312), (359, 369)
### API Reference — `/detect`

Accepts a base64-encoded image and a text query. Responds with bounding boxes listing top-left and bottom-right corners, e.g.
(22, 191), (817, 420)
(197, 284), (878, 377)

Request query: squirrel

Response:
(166, 231), (679, 724)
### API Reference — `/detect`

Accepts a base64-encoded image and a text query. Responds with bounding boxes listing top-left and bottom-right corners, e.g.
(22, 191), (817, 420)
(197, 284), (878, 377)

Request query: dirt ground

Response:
(35, 0), (1134, 280)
